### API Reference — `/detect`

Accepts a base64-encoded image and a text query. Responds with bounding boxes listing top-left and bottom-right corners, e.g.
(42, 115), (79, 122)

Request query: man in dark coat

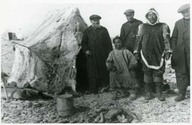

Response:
(134, 8), (172, 101)
(81, 15), (113, 93)
(171, 4), (190, 102)
(120, 9), (143, 53)
(120, 9), (144, 94)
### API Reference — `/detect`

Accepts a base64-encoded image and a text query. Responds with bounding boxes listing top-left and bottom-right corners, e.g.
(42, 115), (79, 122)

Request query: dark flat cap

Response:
(178, 4), (190, 13)
(124, 9), (135, 15)
(89, 14), (101, 20)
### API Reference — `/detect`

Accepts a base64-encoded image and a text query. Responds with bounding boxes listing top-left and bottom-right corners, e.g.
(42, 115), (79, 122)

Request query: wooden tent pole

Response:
(1, 68), (10, 102)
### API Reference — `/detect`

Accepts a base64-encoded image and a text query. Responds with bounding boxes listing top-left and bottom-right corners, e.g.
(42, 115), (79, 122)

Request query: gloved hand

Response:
(111, 67), (117, 72)
(165, 52), (172, 60)
(134, 53), (140, 60)
(85, 51), (92, 56)
(108, 64), (117, 72)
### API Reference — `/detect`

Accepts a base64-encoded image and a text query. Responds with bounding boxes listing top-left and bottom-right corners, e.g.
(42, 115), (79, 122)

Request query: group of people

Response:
(80, 4), (190, 102)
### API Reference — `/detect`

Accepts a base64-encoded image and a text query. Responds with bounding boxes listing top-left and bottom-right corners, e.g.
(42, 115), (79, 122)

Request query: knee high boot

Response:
(155, 82), (165, 101)
(174, 74), (188, 102)
(145, 82), (153, 100)
(129, 88), (138, 100)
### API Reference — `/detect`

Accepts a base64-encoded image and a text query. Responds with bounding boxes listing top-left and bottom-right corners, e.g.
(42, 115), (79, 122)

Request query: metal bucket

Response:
(57, 94), (75, 117)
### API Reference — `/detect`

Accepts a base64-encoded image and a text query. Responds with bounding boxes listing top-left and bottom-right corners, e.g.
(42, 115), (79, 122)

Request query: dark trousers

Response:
(175, 47), (190, 95)
(135, 59), (144, 87)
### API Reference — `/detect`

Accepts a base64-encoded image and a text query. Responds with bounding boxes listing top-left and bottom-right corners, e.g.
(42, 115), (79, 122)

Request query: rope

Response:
(11, 41), (55, 69)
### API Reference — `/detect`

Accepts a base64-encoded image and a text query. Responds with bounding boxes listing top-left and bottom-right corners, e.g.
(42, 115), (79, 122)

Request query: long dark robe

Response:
(81, 26), (113, 92)
(76, 49), (88, 92)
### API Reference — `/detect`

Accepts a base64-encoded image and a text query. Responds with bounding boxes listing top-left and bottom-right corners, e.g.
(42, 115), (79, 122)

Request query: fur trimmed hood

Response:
(145, 8), (159, 25)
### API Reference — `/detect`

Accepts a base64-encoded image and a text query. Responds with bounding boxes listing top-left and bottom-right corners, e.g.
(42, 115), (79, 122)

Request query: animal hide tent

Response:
(7, 7), (87, 94)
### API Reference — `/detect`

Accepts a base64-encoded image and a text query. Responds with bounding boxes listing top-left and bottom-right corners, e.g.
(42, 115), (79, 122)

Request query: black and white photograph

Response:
(0, 0), (191, 123)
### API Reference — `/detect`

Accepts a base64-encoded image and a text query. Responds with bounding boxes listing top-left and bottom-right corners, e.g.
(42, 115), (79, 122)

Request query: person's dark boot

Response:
(111, 91), (118, 100)
(145, 83), (153, 100)
(129, 93), (136, 100)
(129, 88), (139, 100)
(174, 94), (185, 102)
(155, 82), (165, 101)
(162, 84), (170, 93)
(145, 92), (152, 100)
(129, 89), (136, 100)
(174, 88), (186, 102)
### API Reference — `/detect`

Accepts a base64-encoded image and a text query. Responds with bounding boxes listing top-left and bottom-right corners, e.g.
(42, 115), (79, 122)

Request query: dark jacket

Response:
(171, 18), (190, 72)
(120, 19), (142, 52)
(171, 18), (190, 50)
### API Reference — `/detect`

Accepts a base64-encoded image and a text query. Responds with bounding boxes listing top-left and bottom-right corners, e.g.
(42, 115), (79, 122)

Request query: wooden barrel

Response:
(57, 94), (75, 117)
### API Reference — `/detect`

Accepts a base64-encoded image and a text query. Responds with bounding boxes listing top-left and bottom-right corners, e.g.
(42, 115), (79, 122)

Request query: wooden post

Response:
(1, 71), (10, 102)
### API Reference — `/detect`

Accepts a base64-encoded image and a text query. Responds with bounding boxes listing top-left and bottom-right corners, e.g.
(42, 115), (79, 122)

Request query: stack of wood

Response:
(79, 107), (138, 123)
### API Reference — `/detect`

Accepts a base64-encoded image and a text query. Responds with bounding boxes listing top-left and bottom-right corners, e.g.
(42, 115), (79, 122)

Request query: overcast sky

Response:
(0, 0), (190, 38)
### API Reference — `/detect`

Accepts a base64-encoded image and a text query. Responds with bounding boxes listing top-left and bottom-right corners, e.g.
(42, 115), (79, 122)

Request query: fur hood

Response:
(145, 8), (160, 25)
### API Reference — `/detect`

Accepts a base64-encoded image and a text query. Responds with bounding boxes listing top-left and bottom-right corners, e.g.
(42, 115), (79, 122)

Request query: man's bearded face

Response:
(91, 19), (101, 28)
